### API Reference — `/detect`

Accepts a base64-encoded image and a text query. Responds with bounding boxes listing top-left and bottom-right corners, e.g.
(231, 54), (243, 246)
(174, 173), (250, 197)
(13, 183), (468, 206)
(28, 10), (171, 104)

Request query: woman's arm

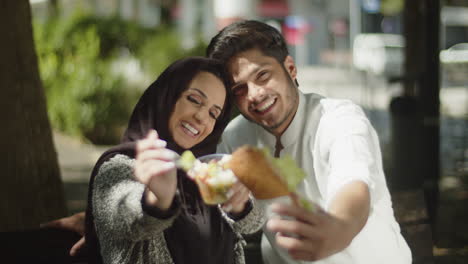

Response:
(92, 154), (179, 242)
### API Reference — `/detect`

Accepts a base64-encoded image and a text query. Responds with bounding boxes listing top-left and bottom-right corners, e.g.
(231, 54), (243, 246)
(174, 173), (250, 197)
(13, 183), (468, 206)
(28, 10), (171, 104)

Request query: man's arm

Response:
(266, 180), (370, 261)
(41, 212), (86, 256)
(327, 180), (370, 247)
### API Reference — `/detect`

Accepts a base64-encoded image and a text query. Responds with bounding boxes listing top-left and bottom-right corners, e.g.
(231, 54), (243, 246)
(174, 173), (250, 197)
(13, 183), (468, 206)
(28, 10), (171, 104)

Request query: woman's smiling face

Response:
(168, 71), (226, 149)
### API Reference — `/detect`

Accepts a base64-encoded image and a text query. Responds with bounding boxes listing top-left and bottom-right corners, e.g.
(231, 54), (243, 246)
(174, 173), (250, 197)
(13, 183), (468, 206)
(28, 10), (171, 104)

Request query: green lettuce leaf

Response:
(259, 148), (306, 191)
(260, 148), (314, 212)
(178, 150), (196, 172)
(299, 197), (315, 212)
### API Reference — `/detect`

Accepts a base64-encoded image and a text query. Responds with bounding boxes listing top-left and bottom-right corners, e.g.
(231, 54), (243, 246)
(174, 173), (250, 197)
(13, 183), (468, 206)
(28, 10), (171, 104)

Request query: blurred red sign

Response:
(283, 16), (311, 45)
(258, 0), (289, 17)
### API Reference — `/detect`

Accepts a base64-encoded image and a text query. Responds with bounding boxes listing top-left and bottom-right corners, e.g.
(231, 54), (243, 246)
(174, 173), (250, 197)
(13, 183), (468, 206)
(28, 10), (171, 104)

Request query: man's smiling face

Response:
(227, 48), (299, 136)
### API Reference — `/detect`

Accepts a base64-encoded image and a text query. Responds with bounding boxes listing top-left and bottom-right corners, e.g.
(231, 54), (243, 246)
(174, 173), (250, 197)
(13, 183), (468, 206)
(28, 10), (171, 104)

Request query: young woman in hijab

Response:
(84, 57), (265, 264)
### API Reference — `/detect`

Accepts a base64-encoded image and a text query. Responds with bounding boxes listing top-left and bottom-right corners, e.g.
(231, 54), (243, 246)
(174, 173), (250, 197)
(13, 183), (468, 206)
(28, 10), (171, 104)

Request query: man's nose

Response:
(247, 84), (266, 102)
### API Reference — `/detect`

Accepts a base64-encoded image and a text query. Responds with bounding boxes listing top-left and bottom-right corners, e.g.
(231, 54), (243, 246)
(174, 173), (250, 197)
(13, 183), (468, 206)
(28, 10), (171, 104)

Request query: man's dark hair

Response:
(206, 20), (289, 64)
(207, 20), (299, 87)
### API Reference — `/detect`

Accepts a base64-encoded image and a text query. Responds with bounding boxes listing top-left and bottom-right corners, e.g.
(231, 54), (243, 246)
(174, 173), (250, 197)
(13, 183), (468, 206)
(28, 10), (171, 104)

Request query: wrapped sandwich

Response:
(226, 145), (313, 211)
(179, 151), (237, 205)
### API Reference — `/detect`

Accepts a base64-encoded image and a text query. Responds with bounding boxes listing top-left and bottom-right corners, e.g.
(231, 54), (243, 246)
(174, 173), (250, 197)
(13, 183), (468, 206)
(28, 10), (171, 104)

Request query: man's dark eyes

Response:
(258, 71), (270, 81)
(232, 85), (247, 96)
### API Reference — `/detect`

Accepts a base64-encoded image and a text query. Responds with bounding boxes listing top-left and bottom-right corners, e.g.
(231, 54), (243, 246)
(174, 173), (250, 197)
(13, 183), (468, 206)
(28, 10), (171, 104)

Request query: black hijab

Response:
(84, 57), (234, 263)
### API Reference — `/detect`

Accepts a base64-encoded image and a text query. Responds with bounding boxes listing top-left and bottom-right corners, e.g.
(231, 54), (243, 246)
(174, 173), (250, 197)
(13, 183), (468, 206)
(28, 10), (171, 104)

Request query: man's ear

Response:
(283, 55), (297, 80)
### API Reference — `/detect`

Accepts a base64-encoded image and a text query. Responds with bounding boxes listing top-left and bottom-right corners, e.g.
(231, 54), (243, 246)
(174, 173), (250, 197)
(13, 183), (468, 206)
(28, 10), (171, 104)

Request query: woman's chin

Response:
(175, 139), (197, 150)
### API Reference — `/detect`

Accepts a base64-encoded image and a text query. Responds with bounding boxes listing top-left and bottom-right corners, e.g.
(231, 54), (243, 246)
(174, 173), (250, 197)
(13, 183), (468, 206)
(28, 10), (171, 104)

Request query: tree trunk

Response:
(0, 0), (67, 232)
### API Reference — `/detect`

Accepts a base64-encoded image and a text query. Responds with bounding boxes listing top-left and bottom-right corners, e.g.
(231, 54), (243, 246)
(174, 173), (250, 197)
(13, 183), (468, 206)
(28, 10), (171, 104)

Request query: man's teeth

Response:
(182, 122), (199, 135)
(257, 99), (275, 112)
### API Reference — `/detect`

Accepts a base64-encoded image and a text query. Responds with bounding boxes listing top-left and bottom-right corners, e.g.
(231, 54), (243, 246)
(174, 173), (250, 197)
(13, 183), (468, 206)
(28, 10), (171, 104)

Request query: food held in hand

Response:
(179, 152), (237, 204)
(226, 146), (289, 199)
(226, 145), (313, 211)
(179, 148), (314, 211)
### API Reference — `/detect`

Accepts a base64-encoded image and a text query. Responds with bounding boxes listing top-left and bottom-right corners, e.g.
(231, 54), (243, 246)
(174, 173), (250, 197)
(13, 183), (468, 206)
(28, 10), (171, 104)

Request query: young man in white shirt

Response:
(207, 20), (411, 264)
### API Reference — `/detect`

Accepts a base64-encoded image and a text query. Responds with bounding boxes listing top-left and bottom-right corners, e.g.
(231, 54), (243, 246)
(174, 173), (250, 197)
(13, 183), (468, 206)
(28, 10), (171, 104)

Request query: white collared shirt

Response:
(217, 91), (411, 264)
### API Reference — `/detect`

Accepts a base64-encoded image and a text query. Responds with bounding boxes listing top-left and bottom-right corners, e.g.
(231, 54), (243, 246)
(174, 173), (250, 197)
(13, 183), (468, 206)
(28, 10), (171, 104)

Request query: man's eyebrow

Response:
(232, 62), (270, 87)
(188, 88), (207, 99)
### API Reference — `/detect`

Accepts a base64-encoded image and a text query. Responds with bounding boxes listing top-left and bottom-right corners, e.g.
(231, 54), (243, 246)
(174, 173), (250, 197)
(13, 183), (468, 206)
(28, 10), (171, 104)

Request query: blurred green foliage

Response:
(34, 11), (206, 144)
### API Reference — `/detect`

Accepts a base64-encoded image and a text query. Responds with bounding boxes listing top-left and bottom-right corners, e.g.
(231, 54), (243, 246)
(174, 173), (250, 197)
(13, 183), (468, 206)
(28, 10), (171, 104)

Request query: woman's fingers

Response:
(135, 159), (175, 184)
(222, 182), (250, 213)
(136, 138), (167, 154)
(137, 148), (178, 163)
(136, 130), (167, 154)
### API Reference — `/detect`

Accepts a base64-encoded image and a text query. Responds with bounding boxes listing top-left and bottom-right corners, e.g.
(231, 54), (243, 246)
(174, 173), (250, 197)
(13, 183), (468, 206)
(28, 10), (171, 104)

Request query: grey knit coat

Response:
(92, 154), (265, 264)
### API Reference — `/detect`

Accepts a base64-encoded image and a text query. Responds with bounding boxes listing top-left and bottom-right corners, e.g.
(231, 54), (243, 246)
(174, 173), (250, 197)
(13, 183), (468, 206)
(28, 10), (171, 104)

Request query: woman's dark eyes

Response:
(209, 112), (219, 120)
(187, 95), (201, 105)
(188, 95), (219, 120)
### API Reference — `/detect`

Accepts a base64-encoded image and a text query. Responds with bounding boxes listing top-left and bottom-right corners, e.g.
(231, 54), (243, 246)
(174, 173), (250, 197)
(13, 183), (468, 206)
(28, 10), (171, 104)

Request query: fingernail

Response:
(162, 162), (175, 170)
(149, 130), (157, 138)
(223, 204), (233, 212)
(226, 189), (234, 198)
(163, 151), (178, 160)
(155, 139), (167, 148)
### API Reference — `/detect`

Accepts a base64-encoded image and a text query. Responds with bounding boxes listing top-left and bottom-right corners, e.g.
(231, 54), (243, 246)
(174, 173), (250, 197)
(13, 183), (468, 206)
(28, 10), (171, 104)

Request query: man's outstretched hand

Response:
(266, 181), (370, 261)
(41, 211), (86, 256)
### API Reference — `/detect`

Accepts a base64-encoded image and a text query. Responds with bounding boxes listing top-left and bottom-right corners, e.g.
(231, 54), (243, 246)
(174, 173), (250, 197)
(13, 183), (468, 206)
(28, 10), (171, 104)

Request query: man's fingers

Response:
(69, 237), (85, 256)
(40, 219), (63, 229)
(269, 202), (324, 225)
(267, 218), (319, 239)
(274, 232), (313, 252)
(40, 212), (86, 235)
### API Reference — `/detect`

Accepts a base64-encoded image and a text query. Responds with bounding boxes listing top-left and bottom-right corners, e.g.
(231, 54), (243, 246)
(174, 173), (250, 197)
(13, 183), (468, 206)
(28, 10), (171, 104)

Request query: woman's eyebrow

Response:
(188, 88), (207, 99)
(213, 105), (222, 112)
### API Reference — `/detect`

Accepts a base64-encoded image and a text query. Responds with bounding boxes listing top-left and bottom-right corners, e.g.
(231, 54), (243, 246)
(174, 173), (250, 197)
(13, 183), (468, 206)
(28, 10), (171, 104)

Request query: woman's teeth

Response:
(182, 122), (199, 135)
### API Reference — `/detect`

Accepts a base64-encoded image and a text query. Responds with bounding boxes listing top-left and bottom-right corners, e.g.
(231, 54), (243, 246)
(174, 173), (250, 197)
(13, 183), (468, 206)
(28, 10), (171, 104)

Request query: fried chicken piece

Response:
(227, 145), (290, 199)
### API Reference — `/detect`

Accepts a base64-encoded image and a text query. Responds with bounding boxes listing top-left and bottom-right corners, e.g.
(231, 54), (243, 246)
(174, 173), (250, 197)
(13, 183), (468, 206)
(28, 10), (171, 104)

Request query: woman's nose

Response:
(193, 108), (208, 124)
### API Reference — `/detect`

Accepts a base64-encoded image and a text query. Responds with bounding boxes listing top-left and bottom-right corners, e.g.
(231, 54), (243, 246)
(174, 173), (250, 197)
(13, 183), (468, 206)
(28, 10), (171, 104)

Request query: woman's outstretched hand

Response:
(135, 130), (178, 211)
